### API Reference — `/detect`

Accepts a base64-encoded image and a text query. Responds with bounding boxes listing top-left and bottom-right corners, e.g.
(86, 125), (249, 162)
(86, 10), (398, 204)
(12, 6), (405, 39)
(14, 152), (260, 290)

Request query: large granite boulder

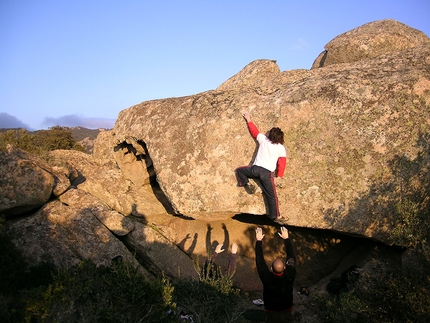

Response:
(0, 145), (70, 215)
(112, 20), (430, 244)
(311, 19), (430, 68)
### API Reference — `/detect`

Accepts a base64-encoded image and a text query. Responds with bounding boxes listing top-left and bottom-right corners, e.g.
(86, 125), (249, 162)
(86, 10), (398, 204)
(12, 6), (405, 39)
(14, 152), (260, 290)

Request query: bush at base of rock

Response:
(22, 260), (175, 323)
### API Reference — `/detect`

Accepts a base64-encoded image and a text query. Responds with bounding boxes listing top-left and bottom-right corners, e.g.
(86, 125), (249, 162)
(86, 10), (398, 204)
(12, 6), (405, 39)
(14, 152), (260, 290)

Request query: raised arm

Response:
(242, 112), (260, 139)
(255, 227), (270, 276)
(278, 227), (296, 267)
(227, 243), (238, 276)
(211, 243), (225, 262)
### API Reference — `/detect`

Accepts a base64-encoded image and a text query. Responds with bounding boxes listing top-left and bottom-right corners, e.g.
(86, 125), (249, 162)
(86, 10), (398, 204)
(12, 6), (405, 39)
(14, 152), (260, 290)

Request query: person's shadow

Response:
(178, 232), (198, 256)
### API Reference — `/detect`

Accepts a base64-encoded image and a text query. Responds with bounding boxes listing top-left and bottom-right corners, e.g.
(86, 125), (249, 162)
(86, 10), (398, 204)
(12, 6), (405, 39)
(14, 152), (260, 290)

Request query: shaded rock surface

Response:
(9, 199), (142, 270)
(123, 220), (199, 280)
(58, 188), (135, 236)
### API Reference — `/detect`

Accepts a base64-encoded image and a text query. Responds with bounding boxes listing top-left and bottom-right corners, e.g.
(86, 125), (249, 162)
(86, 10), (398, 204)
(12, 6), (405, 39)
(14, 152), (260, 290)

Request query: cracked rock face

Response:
(112, 19), (430, 243)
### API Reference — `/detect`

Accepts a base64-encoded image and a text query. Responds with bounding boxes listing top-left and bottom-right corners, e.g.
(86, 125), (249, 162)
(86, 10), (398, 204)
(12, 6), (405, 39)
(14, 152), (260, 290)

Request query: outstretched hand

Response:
(278, 226), (289, 239)
(242, 112), (251, 122)
(215, 244), (225, 254)
(255, 227), (265, 241)
(231, 243), (238, 254)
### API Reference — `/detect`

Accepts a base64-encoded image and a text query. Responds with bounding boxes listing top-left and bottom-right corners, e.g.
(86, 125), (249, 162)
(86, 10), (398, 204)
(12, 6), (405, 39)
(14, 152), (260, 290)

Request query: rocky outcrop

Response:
(113, 20), (430, 244)
(2, 19), (429, 294)
(217, 59), (280, 92)
(0, 145), (70, 215)
(58, 188), (135, 236)
(311, 19), (430, 68)
(1, 141), (373, 292)
(8, 198), (143, 270)
(48, 149), (167, 217)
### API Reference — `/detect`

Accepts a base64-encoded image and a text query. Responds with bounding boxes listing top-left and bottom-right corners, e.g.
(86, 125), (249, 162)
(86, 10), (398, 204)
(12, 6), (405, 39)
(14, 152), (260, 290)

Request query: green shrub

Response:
(0, 127), (85, 155)
(310, 291), (368, 323)
(23, 260), (176, 323)
(173, 278), (248, 323)
(309, 188), (430, 323)
(391, 198), (429, 248)
(0, 218), (251, 323)
(0, 129), (34, 152)
(194, 256), (237, 295)
(169, 257), (248, 323)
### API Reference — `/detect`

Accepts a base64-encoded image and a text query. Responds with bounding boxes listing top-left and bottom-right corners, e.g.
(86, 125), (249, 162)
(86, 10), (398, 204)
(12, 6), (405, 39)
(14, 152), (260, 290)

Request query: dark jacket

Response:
(255, 238), (296, 311)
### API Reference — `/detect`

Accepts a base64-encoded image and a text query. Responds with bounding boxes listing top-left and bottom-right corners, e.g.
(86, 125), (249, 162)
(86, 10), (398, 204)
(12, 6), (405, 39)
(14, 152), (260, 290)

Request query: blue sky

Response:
(1, 1), (429, 130)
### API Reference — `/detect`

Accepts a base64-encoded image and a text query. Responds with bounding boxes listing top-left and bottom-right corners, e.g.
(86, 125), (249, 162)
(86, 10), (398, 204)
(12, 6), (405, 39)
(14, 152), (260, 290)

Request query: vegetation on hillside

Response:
(0, 126), (86, 155)
(69, 127), (103, 141)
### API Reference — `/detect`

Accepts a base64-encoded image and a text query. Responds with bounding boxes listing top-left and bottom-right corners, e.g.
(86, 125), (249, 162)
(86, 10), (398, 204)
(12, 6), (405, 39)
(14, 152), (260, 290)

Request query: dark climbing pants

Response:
(235, 165), (280, 219)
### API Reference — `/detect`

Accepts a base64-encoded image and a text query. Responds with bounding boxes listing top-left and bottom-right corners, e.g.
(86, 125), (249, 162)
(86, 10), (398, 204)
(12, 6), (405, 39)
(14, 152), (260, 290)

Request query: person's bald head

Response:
(271, 259), (285, 274)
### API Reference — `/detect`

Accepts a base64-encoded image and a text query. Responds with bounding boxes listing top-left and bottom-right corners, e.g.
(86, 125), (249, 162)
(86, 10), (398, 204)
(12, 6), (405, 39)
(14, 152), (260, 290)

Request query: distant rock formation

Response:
(2, 19), (429, 293)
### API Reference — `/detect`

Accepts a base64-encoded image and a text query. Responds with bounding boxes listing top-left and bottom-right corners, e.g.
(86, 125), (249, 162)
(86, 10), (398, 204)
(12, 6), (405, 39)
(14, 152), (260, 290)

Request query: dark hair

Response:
(267, 127), (284, 145)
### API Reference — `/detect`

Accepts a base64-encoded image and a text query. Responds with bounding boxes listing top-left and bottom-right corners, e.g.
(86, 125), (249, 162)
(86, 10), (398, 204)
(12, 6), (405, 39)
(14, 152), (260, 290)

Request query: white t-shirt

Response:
(253, 133), (287, 172)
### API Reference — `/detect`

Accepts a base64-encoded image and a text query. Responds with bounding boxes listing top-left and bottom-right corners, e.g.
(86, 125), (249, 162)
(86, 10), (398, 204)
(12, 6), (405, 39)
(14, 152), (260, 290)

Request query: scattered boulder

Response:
(0, 146), (70, 215)
(312, 19), (430, 68)
(50, 165), (71, 197)
(326, 265), (360, 295)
